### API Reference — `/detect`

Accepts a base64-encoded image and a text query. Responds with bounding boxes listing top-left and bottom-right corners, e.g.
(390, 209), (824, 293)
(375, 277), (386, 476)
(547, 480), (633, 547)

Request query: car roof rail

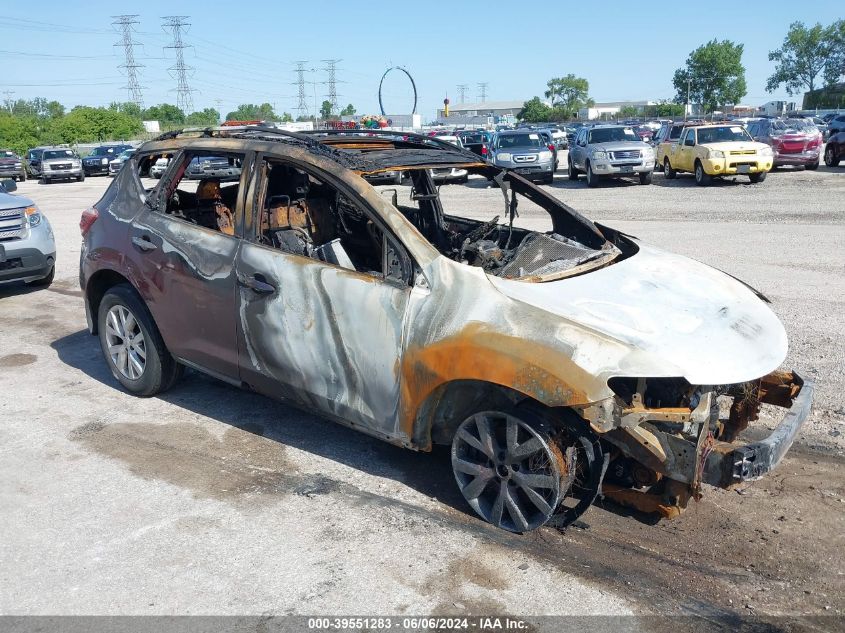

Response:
(152, 125), (322, 147)
(300, 128), (482, 159)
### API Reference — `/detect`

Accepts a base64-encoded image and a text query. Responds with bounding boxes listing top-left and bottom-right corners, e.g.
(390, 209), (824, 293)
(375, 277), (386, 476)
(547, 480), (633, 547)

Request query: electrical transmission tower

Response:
(293, 61), (310, 118)
(162, 16), (195, 114)
(112, 15), (144, 108)
(477, 82), (489, 103)
(322, 59), (341, 116)
(456, 84), (468, 103)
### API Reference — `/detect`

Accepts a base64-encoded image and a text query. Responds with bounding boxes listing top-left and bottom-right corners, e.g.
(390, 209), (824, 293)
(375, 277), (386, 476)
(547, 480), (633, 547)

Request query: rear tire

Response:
(694, 161), (711, 186)
(663, 157), (676, 179)
(805, 160), (819, 171)
(567, 158), (579, 181)
(749, 171), (767, 183)
(639, 171), (653, 185)
(97, 284), (182, 397)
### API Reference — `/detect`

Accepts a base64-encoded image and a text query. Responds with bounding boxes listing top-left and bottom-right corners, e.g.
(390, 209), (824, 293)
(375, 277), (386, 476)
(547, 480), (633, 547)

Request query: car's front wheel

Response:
(98, 284), (182, 397)
(567, 158), (579, 180)
(663, 157), (676, 179)
(694, 161), (711, 186)
(585, 162), (599, 187)
(639, 171), (653, 185)
(749, 171), (767, 183)
(805, 160), (819, 171)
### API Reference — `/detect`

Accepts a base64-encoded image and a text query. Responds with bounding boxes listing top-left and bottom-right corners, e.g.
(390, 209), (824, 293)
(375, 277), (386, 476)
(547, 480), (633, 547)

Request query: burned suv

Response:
(79, 126), (811, 532)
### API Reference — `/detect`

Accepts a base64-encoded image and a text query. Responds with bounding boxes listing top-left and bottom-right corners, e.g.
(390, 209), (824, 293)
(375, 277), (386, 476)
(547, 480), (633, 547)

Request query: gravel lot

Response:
(1, 157), (843, 622)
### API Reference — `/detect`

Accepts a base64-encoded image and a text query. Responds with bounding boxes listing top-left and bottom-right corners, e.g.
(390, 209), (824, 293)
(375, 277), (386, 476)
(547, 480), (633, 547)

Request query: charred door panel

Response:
(235, 243), (411, 438)
(130, 211), (241, 380)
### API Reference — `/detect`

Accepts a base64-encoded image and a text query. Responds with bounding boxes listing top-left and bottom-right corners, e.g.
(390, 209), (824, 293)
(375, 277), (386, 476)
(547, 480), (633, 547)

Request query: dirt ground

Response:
(1, 159), (843, 626)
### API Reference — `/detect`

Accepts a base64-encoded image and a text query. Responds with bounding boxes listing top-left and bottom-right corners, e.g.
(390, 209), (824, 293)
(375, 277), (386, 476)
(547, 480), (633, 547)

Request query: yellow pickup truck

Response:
(661, 124), (773, 185)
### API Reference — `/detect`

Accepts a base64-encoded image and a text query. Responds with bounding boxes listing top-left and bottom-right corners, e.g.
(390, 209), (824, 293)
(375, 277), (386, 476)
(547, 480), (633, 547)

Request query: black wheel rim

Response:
(451, 412), (563, 532)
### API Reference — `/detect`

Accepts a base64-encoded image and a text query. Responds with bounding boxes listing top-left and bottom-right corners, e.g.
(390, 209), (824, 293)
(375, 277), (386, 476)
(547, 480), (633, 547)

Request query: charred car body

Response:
(79, 126), (812, 532)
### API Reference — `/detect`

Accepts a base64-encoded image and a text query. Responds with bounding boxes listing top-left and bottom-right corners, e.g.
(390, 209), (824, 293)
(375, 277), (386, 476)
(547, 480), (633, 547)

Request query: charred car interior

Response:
(80, 125), (813, 533)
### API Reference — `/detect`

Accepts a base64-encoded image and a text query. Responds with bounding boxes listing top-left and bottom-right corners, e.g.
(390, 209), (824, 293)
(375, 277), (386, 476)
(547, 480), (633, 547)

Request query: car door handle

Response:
(237, 272), (276, 295)
(131, 235), (158, 251)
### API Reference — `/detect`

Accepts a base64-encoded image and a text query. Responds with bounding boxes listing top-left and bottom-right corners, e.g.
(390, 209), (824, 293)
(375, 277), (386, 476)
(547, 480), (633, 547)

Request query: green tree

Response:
(47, 106), (142, 144)
(109, 101), (142, 118)
(0, 113), (42, 155)
(618, 105), (640, 118)
(518, 97), (552, 123)
(296, 114), (314, 122)
(185, 108), (221, 127)
(766, 22), (842, 99)
(340, 103), (356, 116)
(673, 40), (747, 112)
(644, 101), (685, 118)
(225, 103), (278, 121)
(319, 100), (333, 120)
(142, 103), (186, 126)
(280, 112), (293, 122)
(544, 75), (593, 118)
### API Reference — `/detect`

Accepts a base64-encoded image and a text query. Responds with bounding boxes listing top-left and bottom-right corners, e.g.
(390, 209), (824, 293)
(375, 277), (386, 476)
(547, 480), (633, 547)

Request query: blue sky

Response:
(1, 0), (842, 119)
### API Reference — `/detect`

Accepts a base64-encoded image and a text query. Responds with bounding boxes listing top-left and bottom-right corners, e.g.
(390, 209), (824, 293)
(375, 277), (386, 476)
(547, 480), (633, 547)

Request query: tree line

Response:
(0, 99), (360, 156)
(519, 19), (844, 122)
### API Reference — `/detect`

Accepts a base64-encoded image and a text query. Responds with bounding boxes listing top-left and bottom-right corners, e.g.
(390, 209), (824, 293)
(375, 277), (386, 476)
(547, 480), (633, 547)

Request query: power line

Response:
(162, 16), (195, 114)
(321, 59), (341, 116)
(477, 82), (488, 103)
(293, 61), (309, 117)
(457, 84), (467, 103)
(112, 15), (145, 109)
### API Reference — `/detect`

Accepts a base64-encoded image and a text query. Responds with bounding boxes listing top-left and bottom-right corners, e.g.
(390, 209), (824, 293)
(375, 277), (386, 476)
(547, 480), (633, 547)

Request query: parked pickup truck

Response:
(662, 124), (773, 185)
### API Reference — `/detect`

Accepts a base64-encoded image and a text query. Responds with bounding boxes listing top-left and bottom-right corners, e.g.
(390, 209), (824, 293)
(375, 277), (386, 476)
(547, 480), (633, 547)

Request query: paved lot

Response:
(1, 159), (843, 621)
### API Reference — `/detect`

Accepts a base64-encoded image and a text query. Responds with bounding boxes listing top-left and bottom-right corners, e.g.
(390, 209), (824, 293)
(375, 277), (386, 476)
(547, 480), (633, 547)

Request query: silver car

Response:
(568, 125), (655, 186)
(40, 147), (84, 184)
(0, 179), (56, 287)
(488, 130), (555, 184)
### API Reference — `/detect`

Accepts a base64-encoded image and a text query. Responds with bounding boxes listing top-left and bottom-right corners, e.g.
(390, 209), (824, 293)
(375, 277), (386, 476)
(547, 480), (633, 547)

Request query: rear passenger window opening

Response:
(160, 151), (244, 236)
(257, 159), (410, 284)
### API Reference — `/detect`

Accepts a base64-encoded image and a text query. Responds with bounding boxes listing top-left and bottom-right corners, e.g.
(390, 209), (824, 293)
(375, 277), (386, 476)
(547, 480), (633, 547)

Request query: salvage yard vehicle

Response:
(823, 130), (845, 166)
(746, 119), (821, 170)
(0, 179), (56, 287)
(83, 144), (133, 176)
(568, 125), (655, 186)
(79, 126), (812, 533)
(40, 147), (84, 183)
(488, 130), (555, 184)
(663, 124), (773, 185)
(0, 149), (27, 182)
(108, 149), (135, 177)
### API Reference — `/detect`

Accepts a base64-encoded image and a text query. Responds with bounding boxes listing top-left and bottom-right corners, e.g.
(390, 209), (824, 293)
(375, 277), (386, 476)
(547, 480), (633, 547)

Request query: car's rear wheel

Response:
(663, 157), (676, 179)
(749, 171), (767, 183)
(825, 145), (841, 167)
(567, 158), (579, 180)
(639, 171), (653, 185)
(98, 284), (182, 397)
(586, 162), (599, 187)
(805, 160), (819, 171)
(694, 161), (711, 186)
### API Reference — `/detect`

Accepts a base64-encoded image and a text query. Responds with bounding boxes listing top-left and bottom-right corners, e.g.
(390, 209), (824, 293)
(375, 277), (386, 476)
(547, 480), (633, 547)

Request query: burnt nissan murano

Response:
(79, 126), (812, 532)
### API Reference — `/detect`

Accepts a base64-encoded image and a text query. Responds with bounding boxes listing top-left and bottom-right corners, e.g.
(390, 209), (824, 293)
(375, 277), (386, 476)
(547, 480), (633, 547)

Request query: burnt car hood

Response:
(488, 242), (787, 385)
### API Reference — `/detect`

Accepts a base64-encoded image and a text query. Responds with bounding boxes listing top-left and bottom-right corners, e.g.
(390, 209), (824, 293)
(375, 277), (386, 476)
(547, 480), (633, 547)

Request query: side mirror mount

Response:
(684, 138), (695, 147)
(1, 178), (17, 193)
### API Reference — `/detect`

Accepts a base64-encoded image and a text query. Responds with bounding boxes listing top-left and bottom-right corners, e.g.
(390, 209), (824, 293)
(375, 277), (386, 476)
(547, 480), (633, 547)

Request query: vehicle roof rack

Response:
(153, 125), (323, 147)
(300, 128), (482, 160)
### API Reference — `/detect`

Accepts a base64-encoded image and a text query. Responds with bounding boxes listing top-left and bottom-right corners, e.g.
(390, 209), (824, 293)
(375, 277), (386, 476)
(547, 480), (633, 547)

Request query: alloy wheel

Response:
(451, 411), (565, 532)
(105, 305), (147, 380)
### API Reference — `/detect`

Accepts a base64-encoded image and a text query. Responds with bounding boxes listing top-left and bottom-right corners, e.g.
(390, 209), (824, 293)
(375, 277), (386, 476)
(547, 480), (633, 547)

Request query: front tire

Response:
(663, 157), (676, 179)
(567, 158), (579, 181)
(824, 145), (841, 167)
(749, 171), (767, 183)
(694, 161), (711, 186)
(639, 171), (653, 185)
(586, 162), (599, 188)
(97, 284), (182, 397)
(805, 160), (819, 171)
